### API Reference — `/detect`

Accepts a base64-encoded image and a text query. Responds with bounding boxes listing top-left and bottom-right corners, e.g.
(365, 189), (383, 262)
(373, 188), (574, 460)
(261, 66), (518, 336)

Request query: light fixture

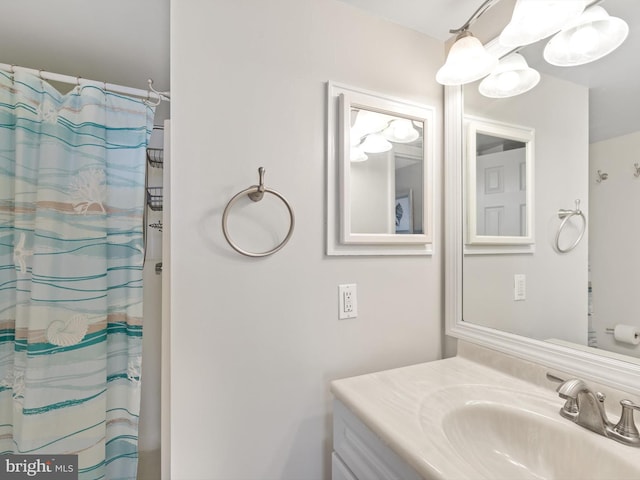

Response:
(382, 119), (419, 143)
(479, 53), (540, 98)
(543, 6), (629, 67)
(436, 31), (498, 86)
(499, 0), (586, 48)
(359, 133), (392, 154)
(350, 146), (368, 163)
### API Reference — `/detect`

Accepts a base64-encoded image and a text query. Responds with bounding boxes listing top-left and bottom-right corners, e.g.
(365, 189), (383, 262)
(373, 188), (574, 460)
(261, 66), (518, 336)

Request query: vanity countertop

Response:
(330, 342), (640, 480)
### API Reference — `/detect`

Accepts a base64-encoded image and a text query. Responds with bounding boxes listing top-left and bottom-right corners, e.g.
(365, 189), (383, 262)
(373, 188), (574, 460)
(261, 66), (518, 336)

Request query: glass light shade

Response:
(350, 132), (362, 147)
(360, 133), (392, 154)
(350, 146), (368, 162)
(382, 119), (419, 143)
(436, 32), (498, 86)
(479, 53), (541, 98)
(351, 110), (389, 136)
(500, 0), (586, 47)
(543, 6), (629, 67)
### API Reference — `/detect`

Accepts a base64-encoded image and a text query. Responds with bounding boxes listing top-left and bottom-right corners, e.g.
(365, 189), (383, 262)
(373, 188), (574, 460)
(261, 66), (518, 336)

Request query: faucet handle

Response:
(555, 378), (584, 419)
(613, 399), (640, 439)
(561, 397), (579, 417)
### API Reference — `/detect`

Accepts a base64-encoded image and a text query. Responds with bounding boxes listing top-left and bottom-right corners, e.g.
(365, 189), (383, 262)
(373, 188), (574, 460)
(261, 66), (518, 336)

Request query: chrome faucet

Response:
(556, 378), (640, 447)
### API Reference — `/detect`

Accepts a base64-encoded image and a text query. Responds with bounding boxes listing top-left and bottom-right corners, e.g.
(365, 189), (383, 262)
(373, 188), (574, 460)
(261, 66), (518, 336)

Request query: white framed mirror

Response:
(327, 81), (435, 255)
(466, 117), (534, 249)
(445, 6), (640, 394)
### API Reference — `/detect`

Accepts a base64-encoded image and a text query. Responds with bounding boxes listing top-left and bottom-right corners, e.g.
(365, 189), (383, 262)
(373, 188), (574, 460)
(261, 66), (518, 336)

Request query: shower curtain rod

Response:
(0, 63), (170, 103)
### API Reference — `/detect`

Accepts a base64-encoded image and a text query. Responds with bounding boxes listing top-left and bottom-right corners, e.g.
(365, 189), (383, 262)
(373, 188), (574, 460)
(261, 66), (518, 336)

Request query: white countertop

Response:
(330, 342), (640, 480)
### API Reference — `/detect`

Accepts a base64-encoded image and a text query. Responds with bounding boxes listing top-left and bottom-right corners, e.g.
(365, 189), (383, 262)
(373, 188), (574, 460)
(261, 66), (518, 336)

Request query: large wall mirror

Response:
(446, 0), (640, 394)
(327, 82), (435, 255)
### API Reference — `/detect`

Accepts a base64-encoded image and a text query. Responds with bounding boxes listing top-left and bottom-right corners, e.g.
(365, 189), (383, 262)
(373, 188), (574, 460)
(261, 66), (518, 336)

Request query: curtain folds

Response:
(0, 69), (155, 480)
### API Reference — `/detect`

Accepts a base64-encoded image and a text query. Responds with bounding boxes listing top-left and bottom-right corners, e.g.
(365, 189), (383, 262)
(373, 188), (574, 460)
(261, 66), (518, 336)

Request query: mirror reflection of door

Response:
(465, 117), (534, 247)
(475, 133), (527, 237)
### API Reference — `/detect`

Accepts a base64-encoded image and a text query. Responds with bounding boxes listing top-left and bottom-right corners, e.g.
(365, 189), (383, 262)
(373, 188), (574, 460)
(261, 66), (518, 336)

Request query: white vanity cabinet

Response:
(332, 400), (423, 480)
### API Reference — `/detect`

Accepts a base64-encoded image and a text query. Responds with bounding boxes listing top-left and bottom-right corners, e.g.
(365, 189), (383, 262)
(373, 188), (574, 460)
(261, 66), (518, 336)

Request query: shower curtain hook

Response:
(75, 75), (82, 94)
(144, 79), (162, 107)
(9, 64), (15, 84)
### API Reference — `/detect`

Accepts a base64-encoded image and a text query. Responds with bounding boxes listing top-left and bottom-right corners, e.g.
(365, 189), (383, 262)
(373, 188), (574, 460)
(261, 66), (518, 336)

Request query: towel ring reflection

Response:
(555, 199), (586, 253)
(222, 167), (295, 257)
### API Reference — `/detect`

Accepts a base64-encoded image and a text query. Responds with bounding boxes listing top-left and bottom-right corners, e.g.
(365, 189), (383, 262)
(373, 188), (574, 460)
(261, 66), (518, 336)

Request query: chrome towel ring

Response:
(222, 167), (295, 257)
(555, 199), (586, 253)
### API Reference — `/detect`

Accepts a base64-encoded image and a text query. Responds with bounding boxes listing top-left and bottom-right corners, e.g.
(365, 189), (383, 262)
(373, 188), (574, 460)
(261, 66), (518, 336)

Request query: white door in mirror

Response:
(339, 284), (358, 320)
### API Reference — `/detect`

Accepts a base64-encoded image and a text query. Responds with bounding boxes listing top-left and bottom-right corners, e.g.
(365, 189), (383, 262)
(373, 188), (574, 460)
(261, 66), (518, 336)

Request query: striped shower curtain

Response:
(0, 70), (155, 479)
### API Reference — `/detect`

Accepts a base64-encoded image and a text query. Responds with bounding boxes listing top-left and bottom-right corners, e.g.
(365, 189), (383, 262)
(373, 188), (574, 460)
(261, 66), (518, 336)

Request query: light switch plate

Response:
(514, 274), (526, 301)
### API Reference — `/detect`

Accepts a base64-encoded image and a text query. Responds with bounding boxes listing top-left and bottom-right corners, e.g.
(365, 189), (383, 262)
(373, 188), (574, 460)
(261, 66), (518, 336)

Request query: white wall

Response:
(462, 74), (589, 344)
(351, 151), (394, 234)
(170, 1), (443, 479)
(590, 131), (640, 358)
(139, 122), (166, 449)
(139, 263), (162, 452)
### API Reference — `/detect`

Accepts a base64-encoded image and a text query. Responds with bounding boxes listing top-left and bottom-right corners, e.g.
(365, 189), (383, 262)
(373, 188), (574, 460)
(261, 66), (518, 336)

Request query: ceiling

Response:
(1, 1), (634, 141)
(337, 0), (488, 41)
(0, 0), (170, 117)
(339, 0), (638, 142)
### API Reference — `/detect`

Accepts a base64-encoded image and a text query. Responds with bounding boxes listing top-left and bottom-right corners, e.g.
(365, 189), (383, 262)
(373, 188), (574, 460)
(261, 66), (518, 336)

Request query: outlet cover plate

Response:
(339, 284), (357, 319)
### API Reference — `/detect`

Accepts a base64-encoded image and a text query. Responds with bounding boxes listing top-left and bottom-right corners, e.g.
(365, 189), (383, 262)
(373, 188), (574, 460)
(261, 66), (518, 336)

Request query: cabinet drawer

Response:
(332, 452), (358, 480)
(332, 400), (423, 480)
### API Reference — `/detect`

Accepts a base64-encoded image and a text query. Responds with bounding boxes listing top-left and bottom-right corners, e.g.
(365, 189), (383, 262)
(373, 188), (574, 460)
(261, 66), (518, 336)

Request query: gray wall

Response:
(590, 131), (640, 357)
(463, 73), (589, 344)
(170, 0), (444, 478)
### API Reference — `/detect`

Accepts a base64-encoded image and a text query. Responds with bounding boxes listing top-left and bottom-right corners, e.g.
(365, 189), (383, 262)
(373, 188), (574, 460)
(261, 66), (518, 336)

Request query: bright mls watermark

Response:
(0, 455), (77, 479)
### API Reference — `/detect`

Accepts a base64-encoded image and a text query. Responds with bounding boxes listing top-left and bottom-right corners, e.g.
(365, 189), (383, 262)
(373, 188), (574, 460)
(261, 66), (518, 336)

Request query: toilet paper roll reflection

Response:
(613, 324), (640, 345)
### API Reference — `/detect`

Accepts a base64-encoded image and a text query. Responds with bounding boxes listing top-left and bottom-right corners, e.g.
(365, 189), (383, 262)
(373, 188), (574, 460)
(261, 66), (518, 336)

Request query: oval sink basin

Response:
(419, 385), (640, 480)
(443, 402), (639, 480)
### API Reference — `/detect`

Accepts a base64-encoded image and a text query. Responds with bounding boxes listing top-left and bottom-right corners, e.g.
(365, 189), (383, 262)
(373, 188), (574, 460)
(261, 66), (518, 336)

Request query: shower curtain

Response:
(0, 70), (155, 479)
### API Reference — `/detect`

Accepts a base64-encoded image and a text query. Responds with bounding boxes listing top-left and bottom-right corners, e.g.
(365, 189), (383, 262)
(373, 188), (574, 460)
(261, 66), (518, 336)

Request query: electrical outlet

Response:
(514, 274), (526, 301)
(339, 284), (357, 319)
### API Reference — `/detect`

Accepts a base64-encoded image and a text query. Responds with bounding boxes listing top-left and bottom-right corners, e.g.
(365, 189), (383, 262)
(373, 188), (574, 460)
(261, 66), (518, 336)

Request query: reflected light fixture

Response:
(382, 119), (419, 143)
(436, 31), (498, 86)
(544, 6), (629, 67)
(351, 110), (389, 138)
(479, 53), (540, 98)
(499, 0), (586, 48)
(350, 146), (368, 162)
(360, 133), (392, 154)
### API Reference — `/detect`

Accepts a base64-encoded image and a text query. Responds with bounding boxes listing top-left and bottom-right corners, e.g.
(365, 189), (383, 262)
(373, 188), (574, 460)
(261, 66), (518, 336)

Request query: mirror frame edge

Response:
(326, 80), (436, 256)
(443, 85), (640, 395)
